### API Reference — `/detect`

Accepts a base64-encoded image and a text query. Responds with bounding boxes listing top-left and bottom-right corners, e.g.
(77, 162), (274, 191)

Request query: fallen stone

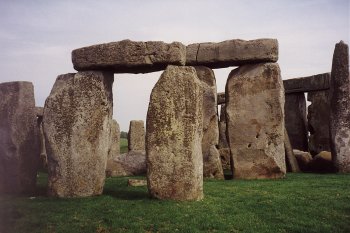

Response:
(186, 39), (278, 68)
(309, 151), (336, 173)
(284, 93), (308, 151)
(0, 81), (40, 195)
(146, 65), (204, 200)
(128, 120), (145, 152)
(283, 73), (330, 94)
(293, 150), (313, 172)
(43, 71), (113, 197)
(307, 90), (331, 155)
(106, 151), (146, 177)
(329, 41), (350, 173)
(72, 39), (186, 73)
(127, 179), (147, 187)
(226, 63), (286, 179)
(217, 92), (225, 105)
(195, 66), (224, 179)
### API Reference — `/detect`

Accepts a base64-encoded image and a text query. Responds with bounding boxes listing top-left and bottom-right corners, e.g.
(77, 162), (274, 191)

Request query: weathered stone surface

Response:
(106, 151), (146, 177)
(186, 39), (278, 68)
(43, 71), (113, 197)
(284, 93), (308, 151)
(283, 73), (330, 93)
(35, 107), (44, 117)
(219, 148), (231, 170)
(127, 179), (147, 187)
(217, 92), (225, 105)
(36, 112), (47, 170)
(330, 41), (350, 173)
(107, 119), (120, 160)
(195, 66), (224, 179)
(293, 150), (313, 172)
(226, 63), (286, 179)
(307, 90), (331, 155)
(72, 40), (186, 73)
(128, 120), (145, 152)
(309, 151), (335, 173)
(0, 82), (40, 195)
(284, 127), (300, 172)
(146, 65), (203, 200)
(218, 104), (229, 149)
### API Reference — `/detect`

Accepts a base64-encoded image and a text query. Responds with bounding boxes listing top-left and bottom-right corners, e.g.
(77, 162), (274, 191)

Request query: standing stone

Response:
(108, 119), (120, 160)
(307, 89), (331, 155)
(330, 41), (350, 173)
(284, 127), (300, 172)
(226, 63), (286, 179)
(195, 66), (224, 179)
(43, 71), (113, 197)
(218, 104), (231, 170)
(36, 107), (47, 170)
(146, 65), (203, 201)
(284, 93), (308, 151)
(0, 82), (40, 195)
(128, 120), (145, 152)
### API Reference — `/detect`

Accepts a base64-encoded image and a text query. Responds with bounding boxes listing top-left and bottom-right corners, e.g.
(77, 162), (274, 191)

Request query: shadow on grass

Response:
(103, 187), (149, 200)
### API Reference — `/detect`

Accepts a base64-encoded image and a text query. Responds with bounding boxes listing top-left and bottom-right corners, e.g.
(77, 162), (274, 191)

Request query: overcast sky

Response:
(0, 0), (349, 131)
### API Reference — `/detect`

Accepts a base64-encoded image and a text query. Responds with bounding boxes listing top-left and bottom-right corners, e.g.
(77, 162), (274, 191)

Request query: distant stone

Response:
(329, 41), (350, 173)
(35, 106), (44, 117)
(186, 39), (278, 68)
(106, 151), (146, 177)
(219, 148), (231, 171)
(108, 119), (120, 160)
(36, 111), (47, 170)
(226, 63), (286, 179)
(146, 65), (204, 200)
(127, 179), (147, 187)
(307, 90), (331, 155)
(128, 120), (145, 152)
(195, 66), (224, 179)
(0, 82), (40, 195)
(283, 73), (330, 94)
(284, 93), (308, 151)
(72, 39), (186, 73)
(293, 150), (313, 172)
(218, 104), (228, 149)
(309, 151), (335, 173)
(284, 127), (300, 172)
(217, 92), (225, 105)
(44, 71), (113, 197)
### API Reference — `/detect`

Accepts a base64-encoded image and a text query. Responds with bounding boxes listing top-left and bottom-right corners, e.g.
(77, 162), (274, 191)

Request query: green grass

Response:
(120, 138), (128, 154)
(0, 173), (349, 233)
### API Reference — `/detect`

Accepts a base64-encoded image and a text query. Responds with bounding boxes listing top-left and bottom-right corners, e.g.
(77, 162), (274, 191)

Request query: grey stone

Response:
(226, 63), (286, 179)
(283, 73), (330, 94)
(330, 41), (350, 173)
(293, 149), (313, 172)
(195, 66), (224, 179)
(108, 119), (120, 160)
(217, 92), (225, 105)
(284, 93), (308, 151)
(128, 120), (145, 152)
(72, 40), (186, 74)
(0, 81), (40, 195)
(218, 104), (229, 149)
(307, 90), (331, 155)
(106, 151), (146, 177)
(127, 179), (147, 187)
(186, 39), (278, 68)
(43, 71), (113, 197)
(36, 112), (47, 170)
(284, 127), (300, 172)
(146, 65), (204, 200)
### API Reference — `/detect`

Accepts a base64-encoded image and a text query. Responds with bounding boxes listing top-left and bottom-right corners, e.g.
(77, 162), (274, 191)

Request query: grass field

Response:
(120, 138), (128, 154)
(0, 173), (349, 233)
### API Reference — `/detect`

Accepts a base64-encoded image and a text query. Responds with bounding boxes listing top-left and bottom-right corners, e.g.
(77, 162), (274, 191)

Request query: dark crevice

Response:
(195, 43), (201, 64)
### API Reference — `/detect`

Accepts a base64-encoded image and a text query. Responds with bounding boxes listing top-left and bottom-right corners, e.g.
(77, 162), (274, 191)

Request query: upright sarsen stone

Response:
(330, 41), (350, 173)
(284, 93), (308, 151)
(128, 120), (145, 152)
(195, 66), (224, 179)
(43, 71), (113, 197)
(108, 119), (120, 160)
(0, 82), (40, 195)
(146, 65), (204, 201)
(226, 63), (286, 179)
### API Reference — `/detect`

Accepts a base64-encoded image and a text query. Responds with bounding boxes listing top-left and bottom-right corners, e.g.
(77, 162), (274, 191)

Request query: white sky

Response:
(0, 0), (349, 131)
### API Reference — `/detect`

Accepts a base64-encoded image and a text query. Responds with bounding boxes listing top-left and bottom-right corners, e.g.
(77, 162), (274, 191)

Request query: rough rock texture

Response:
(72, 40), (186, 73)
(217, 92), (225, 105)
(226, 63), (286, 179)
(330, 41), (350, 173)
(128, 120), (145, 152)
(37, 113), (47, 170)
(307, 90), (331, 155)
(309, 151), (335, 173)
(186, 39), (278, 68)
(127, 179), (147, 187)
(0, 82), (40, 195)
(284, 93), (308, 151)
(293, 150), (313, 172)
(195, 66), (224, 179)
(284, 127), (300, 172)
(218, 104), (229, 149)
(283, 73), (330, 93)
(106, 151), (146, 177)
(43, 71), (113, 197)
(219, 148), (231, 171)
(108, 119), (120, 160)
(146, 65), (204, 200)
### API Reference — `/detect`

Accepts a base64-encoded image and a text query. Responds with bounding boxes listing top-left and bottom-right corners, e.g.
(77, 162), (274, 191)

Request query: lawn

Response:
(120, 138), (128, 154)
(0, 173), (349, 233)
